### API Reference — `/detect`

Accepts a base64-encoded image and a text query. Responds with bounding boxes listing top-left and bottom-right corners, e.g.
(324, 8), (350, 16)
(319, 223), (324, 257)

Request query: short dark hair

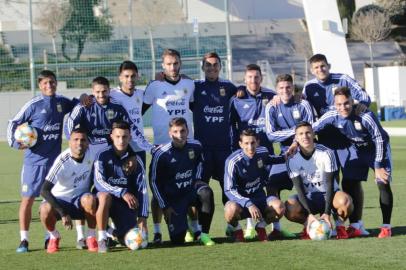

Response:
(275, 74), (293, 85)
(334, 86), (352, 98)
(295, 121), (312, 132)
(119, 60), (138, 74)
(92, 76), (110, 88)
(162, 48), (181, 61)
(245, 64), (262, 76)
(71, 127), (88, 136)
(202, 51), (221, 68)
(111, 120), (130, 132)
(309, 54), (328, 64)
(169, 117), (188, 129)
(37, 70), (56, 83)
(239, 129), (258, 141)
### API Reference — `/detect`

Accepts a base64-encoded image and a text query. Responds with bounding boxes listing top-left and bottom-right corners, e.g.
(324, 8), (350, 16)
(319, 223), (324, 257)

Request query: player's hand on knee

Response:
(375, 167), (389, 184)
(123, 192), (138, 209)
(163, 207), (177, 225)
(320, 213), (332, 229)
(62, 215), (73, 230)
(248, 205), (262, 221)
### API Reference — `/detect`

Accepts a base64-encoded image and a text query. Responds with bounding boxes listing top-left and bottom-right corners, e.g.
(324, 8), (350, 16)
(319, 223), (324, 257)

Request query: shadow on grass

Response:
(0, 217), (40, 225)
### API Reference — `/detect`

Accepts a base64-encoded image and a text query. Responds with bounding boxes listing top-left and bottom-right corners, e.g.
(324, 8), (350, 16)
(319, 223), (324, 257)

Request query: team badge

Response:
(257, 158), (263, 168)
(292, 108), (301, 120)
(262, 99), (269, 106)
(219, 87), (226, 96)
(56, 103), (62, 113)
(107, 109), (115, 120)
(188, 149), (195, 159)
(354, 120), (362, 131)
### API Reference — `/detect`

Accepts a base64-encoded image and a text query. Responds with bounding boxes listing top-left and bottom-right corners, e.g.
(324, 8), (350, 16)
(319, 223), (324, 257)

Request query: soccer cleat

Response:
(98, 239), (109, 253)
(233, 229), (245, 243)
(86, 236), (98, 252)
(47, 237), (60, 254)
(225, 225), (234, 238)
(76, 238), (87, 249)
(300, 228), (310, 240)
(268, 228), (296, 240)
(336, 226), (349, 239)
(16, 240), (29, 253)
(199, 233), (215, 246)
(44, 238), (50, 250)
(378, 227), (392, 238)
(244, 227), (256, 240)
(346, 226), (362, 238)
(184, 230), (195, 243)
(153, 233), (162, 244)
(360, 225), (370, 236)
(255, 227), (268, 242)
(280, 228), (296, 238)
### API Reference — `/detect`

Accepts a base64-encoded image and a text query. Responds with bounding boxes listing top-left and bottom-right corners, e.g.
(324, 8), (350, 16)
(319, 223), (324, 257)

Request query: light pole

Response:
(128, 0), (134, 61)
(28, 0), (35, 96)
(224, 0), (232, 81)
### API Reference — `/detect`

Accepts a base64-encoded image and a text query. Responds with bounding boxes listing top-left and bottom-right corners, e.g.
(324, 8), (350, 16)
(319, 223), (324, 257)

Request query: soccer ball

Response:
(124, 228), (148, 250)
(14, 123), (38, 148)
(308, 220), (331, 241)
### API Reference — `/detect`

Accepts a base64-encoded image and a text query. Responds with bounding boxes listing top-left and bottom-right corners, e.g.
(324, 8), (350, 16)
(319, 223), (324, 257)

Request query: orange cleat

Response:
(86, 236), (98, 252)
(378, 227), (392, 238)
(47, 237), (60, 254)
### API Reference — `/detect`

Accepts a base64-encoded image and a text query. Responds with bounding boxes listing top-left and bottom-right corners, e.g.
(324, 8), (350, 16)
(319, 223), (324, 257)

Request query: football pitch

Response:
(0, 138), (406, 270)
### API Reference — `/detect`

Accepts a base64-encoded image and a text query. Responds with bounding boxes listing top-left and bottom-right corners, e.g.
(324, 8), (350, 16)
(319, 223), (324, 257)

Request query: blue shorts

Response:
(108, 197), (138, 238)
(43, 193), (92, 220)
(238, 196), (274, 219)
(293, 192), (327, 215)
(269, 163), (293, 191)
(21, 164), (52, 197)
(202, 150), (230, 182)
(338, 144), (392, 182)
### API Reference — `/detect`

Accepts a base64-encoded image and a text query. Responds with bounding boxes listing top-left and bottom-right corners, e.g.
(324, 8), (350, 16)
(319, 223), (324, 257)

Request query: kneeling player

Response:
(150, 117), (215, 246)
(224, 129), (286, 242)
(94, 121), (148, 253)
(285, 122), (353, 239)
(40, 128), (97, 253)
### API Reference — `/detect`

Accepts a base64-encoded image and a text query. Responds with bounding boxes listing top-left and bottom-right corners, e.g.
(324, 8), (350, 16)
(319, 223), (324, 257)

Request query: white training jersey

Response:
(143, 78), (194, 144)
(45, 148), (94, 198)
(287, 144), (338, 194)
(110, 87), (146, 151)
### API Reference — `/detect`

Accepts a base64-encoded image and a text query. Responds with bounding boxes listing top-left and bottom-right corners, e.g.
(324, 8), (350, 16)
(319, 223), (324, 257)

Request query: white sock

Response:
(76, 224), (85, 241)
(350, 222), (360, 229)
(98, 230), (107, 241)
(246, 218), (254, 229)
(153, 223), (161, 234)
(190, 220), (200, 233)
(87, 229), (96, 238)
(106, 226), (115, 237)
(20, 230), (29, 241)
(256, 221), (267, 228)
(110, 222), (116, 229)
(382, 223), (391, 228)
(48, 230), (60, 239)
(273, 222), (281, 231)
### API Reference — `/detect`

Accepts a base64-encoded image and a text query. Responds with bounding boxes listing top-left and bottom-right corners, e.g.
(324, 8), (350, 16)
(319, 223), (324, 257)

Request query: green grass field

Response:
(1, 138), (406, 270)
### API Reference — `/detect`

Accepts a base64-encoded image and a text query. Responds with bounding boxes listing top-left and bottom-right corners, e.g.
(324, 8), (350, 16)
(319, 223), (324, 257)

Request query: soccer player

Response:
(67, 76), (152, 157)
(285, 122), (353, 240)
(224, 129), (286, 242)
(110, 61), (148, 164)
(303, 53), (371, 236)
(264, 74), (315, 239)
(150, 117), (215, 246)
(142, 49), (195, 243)
(312, 87), (393, 238)
(229, 63), (276, 238)
(94, 121), (149, 252)
(7, 70), (76, 253)
(39, 128), (97, 253)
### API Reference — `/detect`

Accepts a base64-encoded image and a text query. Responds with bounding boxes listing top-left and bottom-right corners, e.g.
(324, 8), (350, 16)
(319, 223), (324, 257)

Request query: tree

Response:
(59, 0), (113, 61)
(351, 5), (391, 67)
(36, 1), (70, 75)
(376, 0), (406, 39)
(337, 0), (355, 34)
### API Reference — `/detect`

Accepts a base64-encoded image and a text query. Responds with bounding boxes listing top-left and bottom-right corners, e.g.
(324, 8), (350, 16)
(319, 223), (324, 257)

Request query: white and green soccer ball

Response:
(124, 228), (148, 250)
(308, 220), (331, 241)
(14, 123), (38, 148)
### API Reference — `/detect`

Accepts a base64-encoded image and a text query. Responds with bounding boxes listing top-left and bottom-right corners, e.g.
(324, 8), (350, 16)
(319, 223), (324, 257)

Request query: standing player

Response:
(142, 49), (195, 243)
(7, 70), (76, 253)
(264, 74), (315, 239)
(110, 61), (148, 164)
(229, 64), (276, 238)
(285, 122), (353, 239)
(39, 128), (97, 253)
(94, 121), (149, 252)
(312, 87), (393, 238)
(303, 53), (371, 236)
(150, 117), (215, 246)
(224, 129), (286, 242)
(67, 76), (152, 157)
